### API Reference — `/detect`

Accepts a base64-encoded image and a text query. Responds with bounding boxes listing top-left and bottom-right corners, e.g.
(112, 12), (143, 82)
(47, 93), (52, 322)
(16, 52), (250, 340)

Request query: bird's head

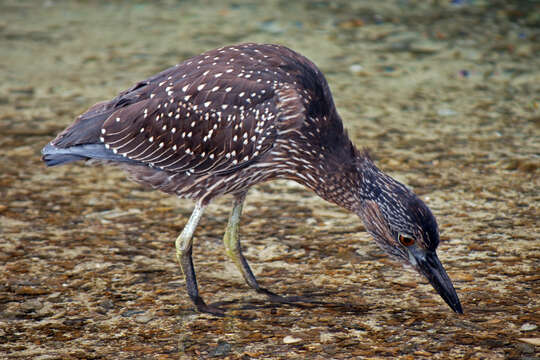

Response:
(355, 157), (463, 314)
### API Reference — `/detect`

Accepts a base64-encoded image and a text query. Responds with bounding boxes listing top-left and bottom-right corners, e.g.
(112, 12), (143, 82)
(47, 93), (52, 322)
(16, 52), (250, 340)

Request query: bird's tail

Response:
(41, 142), (132, 167)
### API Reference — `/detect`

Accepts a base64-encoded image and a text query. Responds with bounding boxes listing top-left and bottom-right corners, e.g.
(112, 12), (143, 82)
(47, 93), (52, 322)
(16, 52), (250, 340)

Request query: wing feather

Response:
(99, 44), (313, 176)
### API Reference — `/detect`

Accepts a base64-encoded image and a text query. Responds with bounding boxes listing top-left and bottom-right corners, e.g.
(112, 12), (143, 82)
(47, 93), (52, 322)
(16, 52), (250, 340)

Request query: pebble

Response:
(209, 340), (231, 357)
(518, 338), (540, 346)
(453, 273), (474, 282)
(259, 20), (284, 34)
(283, 335), (302, 344)
(462, 50), (482, 61)
(437, 108), (457, 117)
(410, 40), (444, 54)
(516, 44), (533, 57)
(320, 332), (335, 343)
(121, 309), (145, 317)
(135, 313), (154, 324)
(9, 86), (35, 96)
(349, 64), (364, 74)
(516, 342), (535, 354)
(20, 299), (43, 312)
(520, 323), (538, 332)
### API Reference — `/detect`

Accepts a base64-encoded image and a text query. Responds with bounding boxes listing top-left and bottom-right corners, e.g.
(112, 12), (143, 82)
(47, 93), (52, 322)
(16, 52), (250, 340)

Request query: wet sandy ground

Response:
(1, 0), (539, 359)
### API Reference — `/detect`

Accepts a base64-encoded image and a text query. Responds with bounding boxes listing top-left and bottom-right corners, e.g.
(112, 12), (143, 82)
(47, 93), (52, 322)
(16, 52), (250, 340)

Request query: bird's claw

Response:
(193, 296), (226, 316)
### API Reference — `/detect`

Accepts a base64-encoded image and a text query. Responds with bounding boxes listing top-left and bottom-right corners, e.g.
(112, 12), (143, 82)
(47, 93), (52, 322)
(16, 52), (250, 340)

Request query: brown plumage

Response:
(43, 43), (463, 316)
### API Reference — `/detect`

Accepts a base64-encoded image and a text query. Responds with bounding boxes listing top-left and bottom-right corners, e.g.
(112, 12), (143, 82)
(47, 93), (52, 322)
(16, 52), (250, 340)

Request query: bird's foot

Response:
(193, 296), (225, 316)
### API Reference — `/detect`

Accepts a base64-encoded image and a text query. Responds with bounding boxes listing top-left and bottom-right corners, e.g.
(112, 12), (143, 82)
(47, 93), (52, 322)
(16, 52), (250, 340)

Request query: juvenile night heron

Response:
(42, 43), (463, 315)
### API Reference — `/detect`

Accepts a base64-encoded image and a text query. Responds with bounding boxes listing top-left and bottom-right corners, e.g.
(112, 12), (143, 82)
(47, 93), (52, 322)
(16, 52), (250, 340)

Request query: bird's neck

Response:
(289, 144), (379, 213)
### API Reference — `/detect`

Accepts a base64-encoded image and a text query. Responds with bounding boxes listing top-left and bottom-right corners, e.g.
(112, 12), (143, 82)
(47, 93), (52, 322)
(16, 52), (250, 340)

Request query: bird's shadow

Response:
(196, 290), (369, 320)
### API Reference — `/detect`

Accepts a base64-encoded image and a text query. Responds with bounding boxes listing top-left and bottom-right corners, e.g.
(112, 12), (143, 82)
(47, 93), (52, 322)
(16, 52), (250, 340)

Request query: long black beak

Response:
(411, 249), (463, 314)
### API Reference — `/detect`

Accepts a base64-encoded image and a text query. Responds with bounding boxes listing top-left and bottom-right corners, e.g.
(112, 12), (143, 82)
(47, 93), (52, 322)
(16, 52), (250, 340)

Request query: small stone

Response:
(437, 108), (457, 117)
(518, 338), (540, 346)
(6, 146), (34, 158)
(209, 340), (231, 357)
(15, 286), (48, 295)
(520, 323), (538, 332)
(453, 273), (474, 282)
(320, 332), (335, 343)
(9, 86), (35, 96)
(516, 342), (535, 354)
(409, 40), (444, 54)
(20, 299), (43, 312)
(121, 309), (145, 317)
(135, 313), (154, 323)
(258, 20), (284, 34)
(462, 50), (482, 61)
(283, 335), (302, 344)
(516, 44), (532, 57)
(349, 64), (364, 74)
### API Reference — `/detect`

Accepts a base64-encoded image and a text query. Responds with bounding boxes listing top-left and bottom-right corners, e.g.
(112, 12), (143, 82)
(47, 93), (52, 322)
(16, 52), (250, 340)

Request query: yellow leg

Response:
(223, 196), (260, 290)
(222, 195), (324, 308)
(175, 201), (223, 315)
(223, 195), (285, 301)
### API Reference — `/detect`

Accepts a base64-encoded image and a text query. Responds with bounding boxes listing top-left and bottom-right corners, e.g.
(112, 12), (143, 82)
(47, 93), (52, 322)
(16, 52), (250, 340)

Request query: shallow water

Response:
(1, 0), (539, 359)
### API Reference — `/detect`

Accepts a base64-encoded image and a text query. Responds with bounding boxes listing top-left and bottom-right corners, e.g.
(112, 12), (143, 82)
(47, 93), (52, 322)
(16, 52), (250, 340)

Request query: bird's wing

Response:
(100, 70), (306, 176)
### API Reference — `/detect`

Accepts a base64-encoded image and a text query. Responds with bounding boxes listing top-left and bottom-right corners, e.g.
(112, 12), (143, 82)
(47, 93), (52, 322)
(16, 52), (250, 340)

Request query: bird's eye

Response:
(398, 233), (415, 247)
